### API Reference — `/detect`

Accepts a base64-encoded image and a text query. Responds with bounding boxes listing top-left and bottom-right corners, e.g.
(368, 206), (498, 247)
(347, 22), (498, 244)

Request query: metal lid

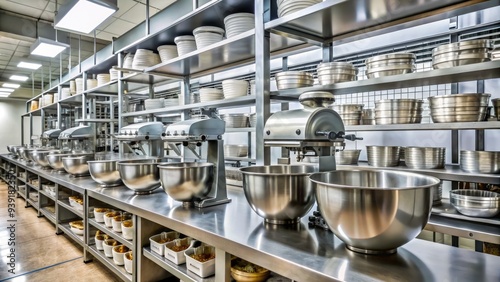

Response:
(299, 91), (335, 108)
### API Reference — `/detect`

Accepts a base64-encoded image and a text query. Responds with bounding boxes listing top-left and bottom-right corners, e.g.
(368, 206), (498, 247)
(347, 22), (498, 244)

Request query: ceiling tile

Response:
(120, 3), (147, 24)
(40, 11), (54, 21)
(6, 0), (49, 10)
(96, 16), (119, 31)
(149, 0), (176, 10)
(114, 0), (137, 17)
(103, 18), (135, 36)
(96, 31), (117, 41)
(0, 1), (43, 18)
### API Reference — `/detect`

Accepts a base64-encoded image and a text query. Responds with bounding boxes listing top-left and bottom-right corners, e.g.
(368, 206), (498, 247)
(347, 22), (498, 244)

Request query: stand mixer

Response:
(41, 129), (62, 148)
(114, 122), (164, 156)
(58, 125), (94, 152)
(160, 108), (231, 208)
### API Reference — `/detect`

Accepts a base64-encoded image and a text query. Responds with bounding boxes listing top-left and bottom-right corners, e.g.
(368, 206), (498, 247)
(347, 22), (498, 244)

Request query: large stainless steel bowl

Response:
(9, 146), (24, 158)
(117, 159), (163, 194)
(62, 155), (94, 176)
(158, 162), (214, 202)
(460, 150), (500, 174)
(88, 160), (122, 187)
(31, 149), (62, 168)
(404, 147), (445, 169)
(450, 189), (500, 218)
(47, 153), (81, 171)
(239, 165), (316, 225)
(18, 147), (36, 162)
(310, 169), (439, 254)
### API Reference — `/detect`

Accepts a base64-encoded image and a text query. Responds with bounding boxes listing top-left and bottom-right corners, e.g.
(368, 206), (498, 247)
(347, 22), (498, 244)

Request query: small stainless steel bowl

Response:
(158, 162), (214, 203)
(450, 189), (500, 218)
(366, 146), (401, 167)
(310, 169), (439, 254)
(337, 150), (361, 165)
(62, 155), (94, 176)
(117, 159), (163, 194)
(239, 165), (316, 225)
(88, 160), (122, 187)
(32, 149), (62, 168)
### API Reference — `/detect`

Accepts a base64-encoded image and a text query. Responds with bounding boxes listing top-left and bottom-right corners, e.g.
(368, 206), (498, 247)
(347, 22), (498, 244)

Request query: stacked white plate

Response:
(132, 49), (160, 69)
(109, 67), (119, 80)
(87, 79), (98, 89)
(157, 45), (178, 63)
(222, 79), (248, 98)
(174, 36), (197, 56)
(123, 53), (134, 69)
(224, 13), (254, 38)
(75, 78), (84, 94)
(164, 98), (179, 107)
(61, 88), (71, 100)
(199, 88), (224, 103)
(190, 92), (200, 104)
(193, 26), (225, 49)
(97, 74), (110, 86)
(69, 80), (76, 94)
(277, 0), (322, 17)
(144, 98), (165, 110)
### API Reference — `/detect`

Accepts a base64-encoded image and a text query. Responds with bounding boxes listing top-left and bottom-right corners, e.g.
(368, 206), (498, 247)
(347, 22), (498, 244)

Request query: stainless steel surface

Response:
(163, 117), (225, 142)
(317, 62), (357, 85)
(366, 146), (401, 167)
(158, 162), (214, 203)
(460, 150), (500, 174)
(62, 154), (94, 176)
(310, 169), (439, 254)
(345, 121), (500, 131)
(3, 154), (500, 282)
(492, 98), (500, 120)
(58, 125), (93, 140)
(88, 160), (122, 187)
(117, 159), (163, 194)
(429, 93), (490, 123)
(298, 91), (335, 108)
(42, 128), (62, 139)
(431, 198), (500, 226)
(115, 122), (164, 140)
(336, 149), (361, 165)
(220, 114), (249, 128)
(224, 145), (248, 158)
(404, 147), (446, 169)
(450, 190), (500, 218)
(240, 165), (316, 224)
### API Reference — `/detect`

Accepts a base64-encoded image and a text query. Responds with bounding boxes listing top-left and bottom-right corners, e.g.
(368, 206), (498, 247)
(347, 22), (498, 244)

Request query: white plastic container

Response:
(164, 238), (194, 265)
(112, 245), (129, 266)
(122, 219), (134, 240)
(193, 26), (225, 49)
(95, 234), (105, 250)
(149, 231), (180, 256)
(93, 208), (111, 223)
(124, 251), (133, 274)
(103, 239), (117, 258)
(174, 35), (197, 56)
(184, 246), (215, 278)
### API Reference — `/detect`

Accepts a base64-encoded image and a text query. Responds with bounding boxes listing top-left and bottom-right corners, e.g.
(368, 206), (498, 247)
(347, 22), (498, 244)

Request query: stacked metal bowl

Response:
(361, 109), (375, 125)
(331, 104), (364, 125)
(404, 147), (445, 169)
(491, 98), (500, 120)
(428, 93), (490, 123)
(450, 190), (500, 218)
(316, 62), (357, 85)
(432, 39), (492, 69)
(224, 145), (248, 157)
(365, 53), (416, 79)
(366, 146), (401, 167)
(460, 150), (500, 174)
(220, 113), (249, 128)
(374, 99), (423, 125)
(336, 150), (361, 165)
(275, 71), (313, 90)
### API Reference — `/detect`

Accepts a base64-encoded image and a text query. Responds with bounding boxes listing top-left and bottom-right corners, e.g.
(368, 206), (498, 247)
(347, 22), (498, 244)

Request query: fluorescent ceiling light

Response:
(30, 37), (69, 58)
(18, 62), (42, 70)
(10, 75), (29, 82)
(0, 88), (15, 92)
(55, 0), (118, 34)
(2, 83), (20, 89)
(0, 93), (10, 97)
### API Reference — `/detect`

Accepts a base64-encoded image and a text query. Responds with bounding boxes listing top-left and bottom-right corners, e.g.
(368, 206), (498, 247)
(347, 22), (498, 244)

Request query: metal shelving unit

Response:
(39, 207), (57, 225)
(432, 199), (500, 226)
(58, 199), (84, 218)
(346, 121), (500, 132)
(59, 223), (85, 247)
(88, 245), (133, 282)
(88, 218), (133, 249)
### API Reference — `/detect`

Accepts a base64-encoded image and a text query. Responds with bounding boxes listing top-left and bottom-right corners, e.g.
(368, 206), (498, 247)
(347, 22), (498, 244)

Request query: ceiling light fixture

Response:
(2, 83), (20, 89)
(0, 88), (15, 92)
(30, 37), (69, 58)
(10, 75), (29, 82)
(54, 0), (118, 34)
(18, 62), (42, 70)
(0, 92), (11, 97)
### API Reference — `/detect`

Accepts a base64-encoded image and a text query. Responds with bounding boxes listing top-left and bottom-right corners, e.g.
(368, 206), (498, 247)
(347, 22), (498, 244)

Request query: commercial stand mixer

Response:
(114, 122), (164, 156)
(161, 108), (231, 208)
(263, 91), (362, 229)
(41, 129), (62, 148)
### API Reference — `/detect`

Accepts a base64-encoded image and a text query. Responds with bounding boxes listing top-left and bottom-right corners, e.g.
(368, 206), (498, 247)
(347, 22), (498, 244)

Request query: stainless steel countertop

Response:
(3, 155), (500, 281)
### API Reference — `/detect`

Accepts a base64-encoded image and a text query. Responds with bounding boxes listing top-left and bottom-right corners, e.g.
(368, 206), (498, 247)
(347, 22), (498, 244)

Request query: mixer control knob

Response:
(181, 130), (186, 136)
(173, 131), (178, 136)
(342, 134), (363, 141)
(165, 131), (171, 136)
(134, 131), (138, 135)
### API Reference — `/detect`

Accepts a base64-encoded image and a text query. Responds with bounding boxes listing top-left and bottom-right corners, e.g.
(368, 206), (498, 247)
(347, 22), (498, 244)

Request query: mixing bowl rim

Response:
(117, 158), (162, 165)
(239, 165), (316, 176)
(309, 169), (440, 190)
(450, 189), (500, 200)
(157, 162), (214, 169)
(88, 159), (119, 164)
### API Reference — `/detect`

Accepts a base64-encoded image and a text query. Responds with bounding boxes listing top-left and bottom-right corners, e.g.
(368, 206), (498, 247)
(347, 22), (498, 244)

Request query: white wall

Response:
(0, 100), (27, 154)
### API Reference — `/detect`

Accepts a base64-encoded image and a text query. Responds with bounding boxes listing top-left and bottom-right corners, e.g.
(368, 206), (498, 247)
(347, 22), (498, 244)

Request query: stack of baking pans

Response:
(365, 53), (416, 79)
(432, 39), (492, 69)
(317, 62), (357, 85)
(428, 93), (490, 123)
(331, 104), (364, 125)
(404, 147), (446, 169)
(374, 99), (423, 125)
(275, 71), (313, 90)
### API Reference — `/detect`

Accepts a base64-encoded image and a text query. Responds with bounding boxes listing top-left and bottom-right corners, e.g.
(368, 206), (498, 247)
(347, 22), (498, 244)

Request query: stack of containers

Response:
(374, 99), (423, 125)
(174, 36), (197, 56)
(277, 0), (322, 17)
(428, 93), (490, 123)
(87, 79), (98, 89)
(123, 53), (134, 68)
(157, 45), (178, 63)
(75, 78), (84, 94)
(132, 49), (160, 69)
(97, 74), (110, 86)
(365, 53), (416, 78)
(331, 104), (364, 125)
(460, 150), (500, 174)
(366, 145), (401, 167)
(404, 147), (446, 169)
(361, 109), (375, 125)
(224, 13), (254, 38)
(275, 71), (314, 90)
(199, 88), (223, 102)
(109, 67), (119, 80)
(317, 62), (357, 85)
(432, 39), (492, 69)
(222, 79), (248, 98)
(193, 26), (225, 49)
(61, 88), (71, 100)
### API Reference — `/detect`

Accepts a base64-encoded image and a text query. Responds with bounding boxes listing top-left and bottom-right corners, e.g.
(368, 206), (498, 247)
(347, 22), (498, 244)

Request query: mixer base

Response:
(134, 190), (154, 195)
(100, 183), (121, 188)
(264, 218), (300, 225)
(346, 245), (397, 255)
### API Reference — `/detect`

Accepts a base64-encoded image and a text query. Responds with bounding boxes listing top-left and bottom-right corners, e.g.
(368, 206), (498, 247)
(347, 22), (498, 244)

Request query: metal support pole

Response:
(57, 85), (62, 129)
(117, 53), (125, 155)
(255, 0), (271, 166)
(145, 0), (150, 35)
(322, 43), (333, 63)
(180, 77), (190, 161)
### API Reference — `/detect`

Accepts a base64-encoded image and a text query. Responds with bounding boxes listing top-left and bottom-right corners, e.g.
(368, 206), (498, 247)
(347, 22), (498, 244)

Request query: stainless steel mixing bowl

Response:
(366, 146), (401, 167)
(460, 150), (500, 174)
(19, 147), (36, 162)
(310, 169), (439, 254)
(88, 160), (122, 187)
(336, 150), (361, 165)
(31, 149), (62, 168)
(62, 155), (94, 176)
(450, 189), (500, 218)
(404, 147), (446, 169)
(158, 162), (214, 202)
(117, 159), (163, 194)
(239, 165), (316, 225)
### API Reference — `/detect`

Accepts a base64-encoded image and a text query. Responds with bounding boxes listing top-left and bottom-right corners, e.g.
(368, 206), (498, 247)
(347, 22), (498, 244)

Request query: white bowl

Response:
(112, 218), (122, 233)
(104, 211), (120, 228)
(103, 239), (117, 258)
(122, 219), (134, 240)
(112, 245), (129, 266)
(124, 251), (133, 274)
(95, 234), (106, 250)
(94, 208), (111, 223)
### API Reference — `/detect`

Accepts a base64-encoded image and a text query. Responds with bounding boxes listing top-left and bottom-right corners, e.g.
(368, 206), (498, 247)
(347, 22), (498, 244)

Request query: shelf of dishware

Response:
(75, 119), (119, 123)
(39, 207), (57, 225)
(122, 95), (256, 117)
(427, 214), (500, 244)
(58, 92), (83, 105)
(26, 182), (38, 191)
(58, 199), (84, 218)
(59, 222), (85, 246)
(87, 245), (133, 282)
(84, 80), (118, 95)
(432, 199), (500, 226)
(88, 218), (133, 249)
(271, 60), (500, 97)
(345, 121), (500, 132)
(338, 162), (500, 185)
(143, 247), (215, 282)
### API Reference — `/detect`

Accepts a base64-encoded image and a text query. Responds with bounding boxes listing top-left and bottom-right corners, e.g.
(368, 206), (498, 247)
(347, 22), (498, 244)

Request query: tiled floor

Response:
(0, 182), (120, 281)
